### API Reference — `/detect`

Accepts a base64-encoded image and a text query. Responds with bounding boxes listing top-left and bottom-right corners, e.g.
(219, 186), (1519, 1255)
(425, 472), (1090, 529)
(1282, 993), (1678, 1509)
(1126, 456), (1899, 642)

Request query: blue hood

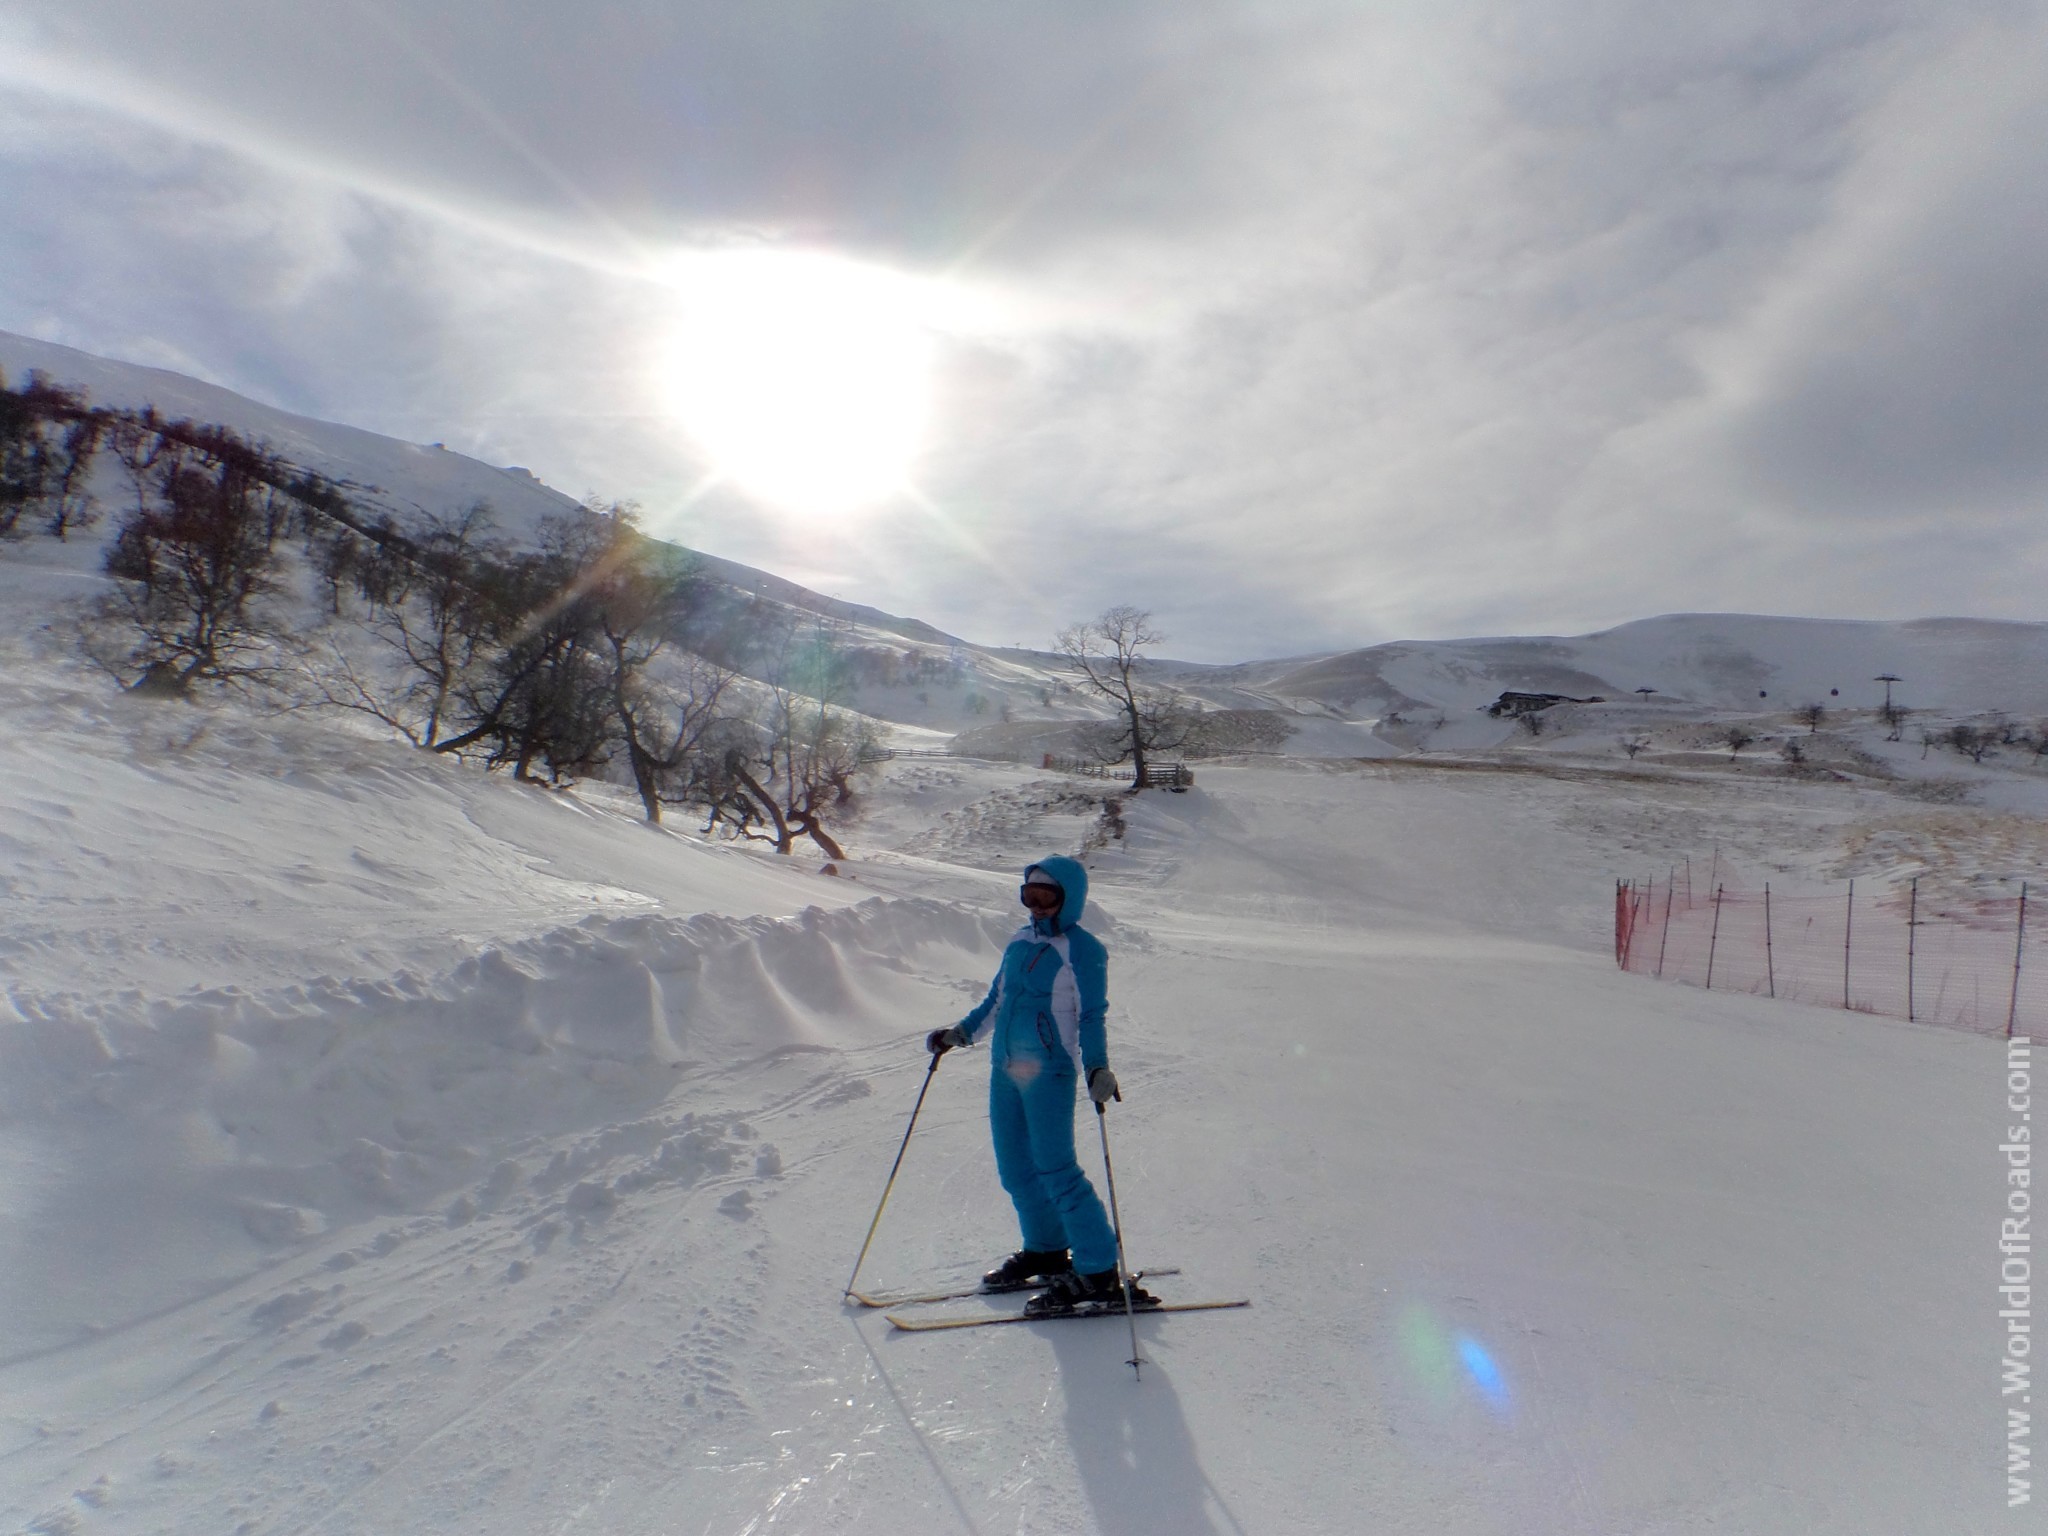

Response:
(1024, 855), (1089, 934)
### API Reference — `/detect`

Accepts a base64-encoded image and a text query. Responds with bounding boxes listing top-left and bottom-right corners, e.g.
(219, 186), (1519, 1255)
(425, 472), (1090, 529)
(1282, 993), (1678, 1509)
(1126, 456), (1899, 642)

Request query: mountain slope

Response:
(0, 330), (968, 653)
(1206, 612), (2048, 718)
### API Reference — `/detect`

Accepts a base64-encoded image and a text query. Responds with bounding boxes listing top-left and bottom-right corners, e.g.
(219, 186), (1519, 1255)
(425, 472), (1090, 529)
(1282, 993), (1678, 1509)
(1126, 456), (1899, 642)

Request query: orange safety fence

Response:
(1616, 862), (2041, 1037)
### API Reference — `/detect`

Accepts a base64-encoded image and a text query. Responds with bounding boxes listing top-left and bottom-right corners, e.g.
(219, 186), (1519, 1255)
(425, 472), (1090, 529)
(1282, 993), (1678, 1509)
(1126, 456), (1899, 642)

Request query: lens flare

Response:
(1398, 1304), (1511, 1417)
(1455, 1334), (1508, 1410)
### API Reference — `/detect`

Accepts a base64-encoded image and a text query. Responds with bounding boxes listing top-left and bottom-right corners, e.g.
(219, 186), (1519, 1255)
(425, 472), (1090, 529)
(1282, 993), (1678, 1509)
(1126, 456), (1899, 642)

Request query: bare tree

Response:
(0, 402), (38, 539)
(711, 622), (880, 857)
(1723, 725), (1755, 759)
(0, 377), (101, 542)
(1796, 703), (1825, 733)
(1618, 735), (1649, 759)
(314, 527), (365, 616)
(301, 505), (509, 745)
(106, 414), (172, 527)
(1945, 723), (1995, 764)
(1055, 606), (1190, 787)
(429, 509), (615, 779)
(40, 415), (102, 540)
(586, 524), (746, 824)
(0, 374), (54, 539)
(374, 504), (503, 746)
(91, 446), (292, 695)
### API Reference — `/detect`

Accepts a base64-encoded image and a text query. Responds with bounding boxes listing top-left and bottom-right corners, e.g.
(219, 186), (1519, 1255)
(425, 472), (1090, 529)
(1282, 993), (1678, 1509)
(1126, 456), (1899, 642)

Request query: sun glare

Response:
(662, 250), (938, 518)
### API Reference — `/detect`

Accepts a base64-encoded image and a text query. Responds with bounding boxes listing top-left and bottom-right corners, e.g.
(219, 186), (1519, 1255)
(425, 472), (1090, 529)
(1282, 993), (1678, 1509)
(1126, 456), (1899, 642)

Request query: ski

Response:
(887, 1298), (1248, 1332)
(847, 1266), (1178, 1310)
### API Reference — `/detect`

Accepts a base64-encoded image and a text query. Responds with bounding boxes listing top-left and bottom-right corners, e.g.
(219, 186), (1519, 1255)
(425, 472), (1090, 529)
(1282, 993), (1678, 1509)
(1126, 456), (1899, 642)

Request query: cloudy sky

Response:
(2, 2), (2043, 660)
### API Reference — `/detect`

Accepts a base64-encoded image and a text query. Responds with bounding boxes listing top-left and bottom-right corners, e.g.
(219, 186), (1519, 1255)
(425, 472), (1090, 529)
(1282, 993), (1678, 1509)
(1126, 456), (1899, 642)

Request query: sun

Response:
(662, 250), (937, 518)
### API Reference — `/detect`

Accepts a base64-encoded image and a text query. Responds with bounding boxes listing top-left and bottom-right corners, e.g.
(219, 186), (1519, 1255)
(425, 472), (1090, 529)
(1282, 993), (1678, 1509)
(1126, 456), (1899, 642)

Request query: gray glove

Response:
(1088, 1066), (1121, 1105)
(927, 1026), (969, 1056)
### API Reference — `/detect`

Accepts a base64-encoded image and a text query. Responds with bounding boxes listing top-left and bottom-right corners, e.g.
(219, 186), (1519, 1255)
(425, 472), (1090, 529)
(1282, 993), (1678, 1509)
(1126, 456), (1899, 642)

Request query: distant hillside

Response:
(1201, 614), (2048, 720)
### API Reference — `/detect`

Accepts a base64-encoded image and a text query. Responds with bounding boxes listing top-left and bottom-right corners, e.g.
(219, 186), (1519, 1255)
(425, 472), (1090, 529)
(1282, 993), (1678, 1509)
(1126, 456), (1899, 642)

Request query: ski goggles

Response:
(1019, 882), (1064, 911)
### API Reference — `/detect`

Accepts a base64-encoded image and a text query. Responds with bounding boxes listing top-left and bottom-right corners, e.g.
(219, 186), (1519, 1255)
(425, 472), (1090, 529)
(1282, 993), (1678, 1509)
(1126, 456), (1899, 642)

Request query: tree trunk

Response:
(630, 743), (662, 823)
(792, 811), (847, 861)
(612, 664), (662, 824)
(733, 764), (793, 853)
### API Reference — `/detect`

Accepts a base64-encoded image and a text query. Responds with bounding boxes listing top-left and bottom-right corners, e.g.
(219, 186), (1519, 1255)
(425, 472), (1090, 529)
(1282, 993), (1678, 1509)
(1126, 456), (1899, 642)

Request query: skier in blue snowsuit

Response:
(926, 855), (1158, 1314)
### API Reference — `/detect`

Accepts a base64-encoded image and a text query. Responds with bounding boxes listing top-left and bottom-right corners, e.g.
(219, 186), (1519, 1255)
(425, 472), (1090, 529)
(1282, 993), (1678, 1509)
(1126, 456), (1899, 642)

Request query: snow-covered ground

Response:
(2, 343), (2036, 1532)
(1, 647), (2026, 1532)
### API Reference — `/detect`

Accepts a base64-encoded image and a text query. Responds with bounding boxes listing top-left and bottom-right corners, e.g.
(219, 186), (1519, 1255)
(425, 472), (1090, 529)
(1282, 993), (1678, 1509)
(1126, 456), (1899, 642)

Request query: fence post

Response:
(1907, 878), (1918, 1024)
(1705, 884), (1725, 990)
(1843, 878), (1854, 1010)
(1656, 869), (1676, 978)
(2010, 882), (2030, 1039)
(1764, 883), (1775, 999)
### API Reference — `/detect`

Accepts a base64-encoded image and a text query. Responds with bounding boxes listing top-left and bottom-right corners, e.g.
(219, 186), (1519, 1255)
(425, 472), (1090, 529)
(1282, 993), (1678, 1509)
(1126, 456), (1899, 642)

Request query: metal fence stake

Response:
(1705, 885), (1724, 991)
(1764, 883), (1775, 999)
(2010, 882), (2030, 1039)
(1907, 878), (1918, 1024)
(1843, 878), (1854, 1010)
(1656, 869), (1675, 978)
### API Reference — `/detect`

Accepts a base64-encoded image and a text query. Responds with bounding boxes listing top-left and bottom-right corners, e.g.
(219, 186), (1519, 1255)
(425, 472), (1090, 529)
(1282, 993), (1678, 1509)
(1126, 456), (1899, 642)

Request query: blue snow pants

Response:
(989, 1057), (1117, 1274)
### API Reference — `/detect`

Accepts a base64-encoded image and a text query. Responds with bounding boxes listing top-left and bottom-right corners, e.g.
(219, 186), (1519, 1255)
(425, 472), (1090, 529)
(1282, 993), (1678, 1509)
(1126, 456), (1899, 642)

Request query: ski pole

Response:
(844, 1051), (942, 1300)
(1094, 1101), (1145, 1379)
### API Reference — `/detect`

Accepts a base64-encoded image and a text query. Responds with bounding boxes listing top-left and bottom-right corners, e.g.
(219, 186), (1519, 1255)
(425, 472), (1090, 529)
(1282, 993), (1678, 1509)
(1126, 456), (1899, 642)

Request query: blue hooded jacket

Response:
(954, 854), (1109, 1076)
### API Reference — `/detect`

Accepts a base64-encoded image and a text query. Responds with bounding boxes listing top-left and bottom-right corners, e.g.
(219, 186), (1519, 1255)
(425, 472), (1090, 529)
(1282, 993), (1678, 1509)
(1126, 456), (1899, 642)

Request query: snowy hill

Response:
(0, 332), (2035, 1533)
(1203, 612), (2048, 720)
(0, 331), (583, 545)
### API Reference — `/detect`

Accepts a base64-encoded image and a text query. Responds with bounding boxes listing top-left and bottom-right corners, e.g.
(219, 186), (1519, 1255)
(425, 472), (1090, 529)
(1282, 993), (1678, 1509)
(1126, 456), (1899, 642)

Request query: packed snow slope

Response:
(1, 699), (2021, 1533)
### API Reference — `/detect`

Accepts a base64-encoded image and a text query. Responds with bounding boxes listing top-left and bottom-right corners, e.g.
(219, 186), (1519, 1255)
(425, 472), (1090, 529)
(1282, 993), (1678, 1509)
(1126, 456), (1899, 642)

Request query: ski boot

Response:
(982, 1249), (1073, 1293)
(1024, 1266), (1160, 1317)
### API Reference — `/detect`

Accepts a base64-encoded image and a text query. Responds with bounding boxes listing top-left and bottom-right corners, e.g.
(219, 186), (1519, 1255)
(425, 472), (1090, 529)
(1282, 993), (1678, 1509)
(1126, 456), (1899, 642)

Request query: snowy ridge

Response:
(0, 331), (582, 544)
(1211, 612), (2048, 718)
(0, 328), (971, 654)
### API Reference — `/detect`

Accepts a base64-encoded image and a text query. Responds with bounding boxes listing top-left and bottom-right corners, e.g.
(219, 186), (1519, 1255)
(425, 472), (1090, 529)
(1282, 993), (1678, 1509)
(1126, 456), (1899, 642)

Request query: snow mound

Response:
(0, 896), (1005, 1356)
